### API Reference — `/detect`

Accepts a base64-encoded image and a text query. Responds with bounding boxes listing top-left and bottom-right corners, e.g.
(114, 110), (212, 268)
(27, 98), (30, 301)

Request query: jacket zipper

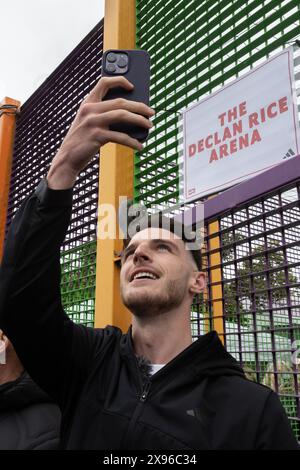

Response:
(140, 380), (151, 402)
(121, 360), (152, 449)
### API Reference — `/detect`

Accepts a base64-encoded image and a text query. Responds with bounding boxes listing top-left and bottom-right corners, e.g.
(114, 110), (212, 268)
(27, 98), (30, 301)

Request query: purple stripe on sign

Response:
(175, 154), (300, 224)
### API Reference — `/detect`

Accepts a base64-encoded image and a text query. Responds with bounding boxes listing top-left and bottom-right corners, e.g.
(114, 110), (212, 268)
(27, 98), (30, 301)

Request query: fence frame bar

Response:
(94, 0), (136, 330)
(0, 97), (20, 260)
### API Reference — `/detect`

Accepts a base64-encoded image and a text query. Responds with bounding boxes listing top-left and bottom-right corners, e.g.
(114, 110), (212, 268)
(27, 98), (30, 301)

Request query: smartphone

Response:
(101, 49), (151, 143)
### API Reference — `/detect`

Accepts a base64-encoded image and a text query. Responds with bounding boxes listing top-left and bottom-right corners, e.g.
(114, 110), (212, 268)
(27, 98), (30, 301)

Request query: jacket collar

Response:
(120, 325), (245, 380)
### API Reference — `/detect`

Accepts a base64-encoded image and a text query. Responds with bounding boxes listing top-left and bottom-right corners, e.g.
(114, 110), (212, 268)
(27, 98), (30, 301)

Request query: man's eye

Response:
(157, 244), (170, 252)
(124, 251), (134, 260)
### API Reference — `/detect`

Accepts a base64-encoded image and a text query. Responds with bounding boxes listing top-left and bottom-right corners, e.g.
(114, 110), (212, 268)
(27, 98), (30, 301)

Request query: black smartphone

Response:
(101, 49), (151, 143)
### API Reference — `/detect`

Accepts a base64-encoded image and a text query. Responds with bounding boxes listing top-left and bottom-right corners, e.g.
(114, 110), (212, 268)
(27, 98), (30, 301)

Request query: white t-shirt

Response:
(150, 364), (166, 376)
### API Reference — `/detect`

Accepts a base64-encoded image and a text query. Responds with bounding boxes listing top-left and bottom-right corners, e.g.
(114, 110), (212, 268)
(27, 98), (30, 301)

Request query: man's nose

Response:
(133, 243), (151, 263)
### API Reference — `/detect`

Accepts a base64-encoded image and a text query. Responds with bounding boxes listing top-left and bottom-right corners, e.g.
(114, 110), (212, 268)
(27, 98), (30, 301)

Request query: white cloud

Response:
(0, 0), (105, 104)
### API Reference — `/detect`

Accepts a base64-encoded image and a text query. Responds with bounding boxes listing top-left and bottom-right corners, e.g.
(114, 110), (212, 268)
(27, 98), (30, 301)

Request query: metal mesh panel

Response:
(197, 179), (300, 440)
(60, 241), (96, 327)
(6, 21), (103, 325)
(135, 0), (300, 209)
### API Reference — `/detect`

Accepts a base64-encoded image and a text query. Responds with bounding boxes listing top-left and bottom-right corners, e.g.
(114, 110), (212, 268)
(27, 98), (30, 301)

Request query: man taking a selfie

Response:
(0, 76), (298, 450)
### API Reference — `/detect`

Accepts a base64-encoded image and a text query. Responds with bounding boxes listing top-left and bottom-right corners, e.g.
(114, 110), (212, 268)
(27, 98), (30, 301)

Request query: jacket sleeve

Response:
(257, 391), (300, 450)
(0, 178), (104, 407)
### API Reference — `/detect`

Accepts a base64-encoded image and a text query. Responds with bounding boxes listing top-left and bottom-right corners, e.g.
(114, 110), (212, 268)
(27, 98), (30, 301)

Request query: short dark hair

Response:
(122, 212), (202, 270)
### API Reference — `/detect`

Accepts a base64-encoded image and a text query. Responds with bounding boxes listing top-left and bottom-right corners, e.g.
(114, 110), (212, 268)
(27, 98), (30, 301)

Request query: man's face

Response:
(120, 227), (204, 318)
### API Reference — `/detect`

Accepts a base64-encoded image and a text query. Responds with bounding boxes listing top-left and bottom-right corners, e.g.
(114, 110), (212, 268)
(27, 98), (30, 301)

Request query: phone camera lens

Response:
(106, 63), (116, 73)
(117, 57), (128, 68)
(107, 53), (117, 63)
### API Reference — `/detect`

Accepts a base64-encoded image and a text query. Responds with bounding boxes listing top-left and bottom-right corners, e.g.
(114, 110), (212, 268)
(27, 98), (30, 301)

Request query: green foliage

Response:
(221, 232), (298, 326)
(243, 363), (257, 382)
(262, 360), (297, 393)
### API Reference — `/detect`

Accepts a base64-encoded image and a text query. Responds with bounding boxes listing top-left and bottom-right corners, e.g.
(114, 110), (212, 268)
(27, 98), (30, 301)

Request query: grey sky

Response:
(0, 0), (105, 105)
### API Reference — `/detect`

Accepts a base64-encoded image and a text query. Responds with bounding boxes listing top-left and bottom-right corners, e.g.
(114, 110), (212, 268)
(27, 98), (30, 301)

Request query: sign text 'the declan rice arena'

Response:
(183, 47), (300, 202)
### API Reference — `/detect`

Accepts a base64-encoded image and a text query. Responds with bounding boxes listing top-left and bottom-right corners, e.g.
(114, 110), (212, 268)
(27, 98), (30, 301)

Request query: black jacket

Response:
(0, 372), (61, 450)
(0, 178), (298, 450)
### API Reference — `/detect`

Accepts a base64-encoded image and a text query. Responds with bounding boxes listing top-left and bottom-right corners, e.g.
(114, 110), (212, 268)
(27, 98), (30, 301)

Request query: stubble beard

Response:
(121, 277), (187, 318)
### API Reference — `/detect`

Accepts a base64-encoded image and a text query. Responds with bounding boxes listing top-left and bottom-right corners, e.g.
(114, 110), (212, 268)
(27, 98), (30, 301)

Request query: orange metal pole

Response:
(207, 220), (225, 344)
(0, 97), (20, 261)
(94, 0), (135, 330)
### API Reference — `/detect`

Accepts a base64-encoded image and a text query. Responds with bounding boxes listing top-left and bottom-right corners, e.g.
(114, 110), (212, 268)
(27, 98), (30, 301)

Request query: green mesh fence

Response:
(61, 241), (97, 326)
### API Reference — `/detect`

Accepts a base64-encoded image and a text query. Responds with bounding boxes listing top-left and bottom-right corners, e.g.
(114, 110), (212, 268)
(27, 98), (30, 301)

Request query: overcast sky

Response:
(0, 0), (105, 105)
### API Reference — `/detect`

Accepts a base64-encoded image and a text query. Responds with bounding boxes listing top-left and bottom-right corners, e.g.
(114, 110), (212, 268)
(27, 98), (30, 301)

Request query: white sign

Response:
(183, 48), (300, 202)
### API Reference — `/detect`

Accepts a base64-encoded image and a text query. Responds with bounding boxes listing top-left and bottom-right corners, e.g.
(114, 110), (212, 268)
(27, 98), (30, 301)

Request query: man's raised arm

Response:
(0, 77), (154, 405)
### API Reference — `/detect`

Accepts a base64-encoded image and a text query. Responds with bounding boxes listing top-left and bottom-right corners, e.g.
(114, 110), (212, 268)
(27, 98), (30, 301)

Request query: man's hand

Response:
(47, 76), (155, 189)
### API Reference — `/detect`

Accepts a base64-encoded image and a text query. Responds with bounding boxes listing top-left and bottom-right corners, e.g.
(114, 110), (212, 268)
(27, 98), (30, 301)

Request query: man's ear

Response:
(189, 271), (206, 295)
